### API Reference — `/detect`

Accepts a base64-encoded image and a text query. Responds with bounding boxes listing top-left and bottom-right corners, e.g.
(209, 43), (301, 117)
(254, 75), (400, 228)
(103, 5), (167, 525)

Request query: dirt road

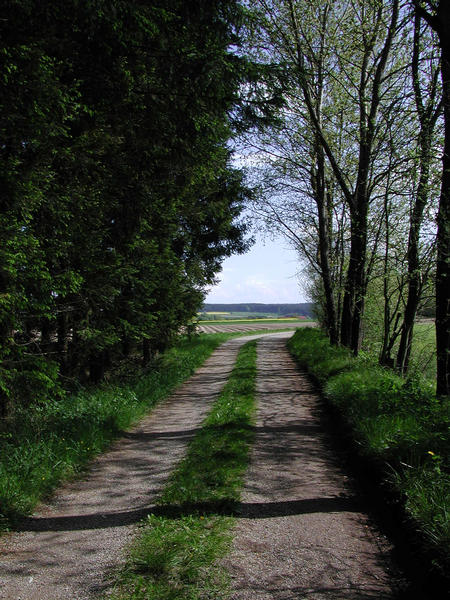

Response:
(0, 331), (400, 599)
(223, 333), (397, 599)
(0, 336), (254, 599)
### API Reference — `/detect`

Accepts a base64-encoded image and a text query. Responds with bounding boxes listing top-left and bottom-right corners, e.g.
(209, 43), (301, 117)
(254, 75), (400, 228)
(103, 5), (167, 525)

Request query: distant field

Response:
(199, 318), (311, 325)
(197, 320), (315, 334)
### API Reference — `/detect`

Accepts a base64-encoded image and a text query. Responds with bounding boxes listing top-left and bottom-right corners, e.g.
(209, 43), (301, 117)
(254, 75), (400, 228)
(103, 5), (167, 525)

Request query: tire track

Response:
(224, 333), (398, 599)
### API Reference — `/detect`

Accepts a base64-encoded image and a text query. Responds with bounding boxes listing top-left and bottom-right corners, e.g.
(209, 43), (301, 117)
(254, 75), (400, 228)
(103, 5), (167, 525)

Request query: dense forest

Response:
(0, 0), (283, 415)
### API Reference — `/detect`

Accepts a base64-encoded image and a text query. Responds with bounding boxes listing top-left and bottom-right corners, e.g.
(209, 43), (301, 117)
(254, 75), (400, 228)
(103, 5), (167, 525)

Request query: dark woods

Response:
(0, 0), (255, 415)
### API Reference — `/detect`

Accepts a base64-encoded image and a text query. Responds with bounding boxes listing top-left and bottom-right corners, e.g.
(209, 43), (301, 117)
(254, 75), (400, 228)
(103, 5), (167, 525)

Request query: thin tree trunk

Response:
(318, 198), (338, 344)
(414, 0), (450, 397)
(380, 198), (393, 367)
(142, 338), (151, 366)
(41, 317), (51, 347)
(57, 311), (69, 373)
(436, 38), (450, 396)
(396, 194), (427, 374)
(397, 13), (439, 376)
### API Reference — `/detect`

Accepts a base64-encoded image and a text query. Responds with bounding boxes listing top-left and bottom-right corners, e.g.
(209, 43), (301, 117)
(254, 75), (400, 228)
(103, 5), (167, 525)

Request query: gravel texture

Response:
(223, 332), (398, 599)
(0, 329), (400, 600)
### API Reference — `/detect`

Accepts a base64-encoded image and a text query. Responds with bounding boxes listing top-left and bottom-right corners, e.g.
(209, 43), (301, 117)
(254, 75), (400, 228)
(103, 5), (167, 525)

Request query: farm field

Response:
(197, 320), (314, 335)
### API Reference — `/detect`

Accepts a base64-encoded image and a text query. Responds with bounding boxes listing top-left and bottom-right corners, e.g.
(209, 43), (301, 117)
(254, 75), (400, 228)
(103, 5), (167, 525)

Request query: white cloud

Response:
(206, 276), (303, 303)
(205, 233), (307, 304)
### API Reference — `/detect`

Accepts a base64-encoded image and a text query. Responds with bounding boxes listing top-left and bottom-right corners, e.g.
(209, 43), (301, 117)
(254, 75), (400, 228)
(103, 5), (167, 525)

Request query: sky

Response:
(205, 233), (308, 304)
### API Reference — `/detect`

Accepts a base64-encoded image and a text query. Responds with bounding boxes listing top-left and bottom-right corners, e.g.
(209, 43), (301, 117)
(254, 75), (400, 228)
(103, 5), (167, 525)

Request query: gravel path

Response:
(0, 335), (255, 600)
(0, 330), (400, 600)
(223, 333), (397, 599)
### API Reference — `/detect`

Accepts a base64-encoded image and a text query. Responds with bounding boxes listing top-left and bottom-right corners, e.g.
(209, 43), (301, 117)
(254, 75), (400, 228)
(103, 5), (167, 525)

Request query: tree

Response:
(244, 0), (403, 353)
(412, 1), (450, 397)
(0, 0), (253, 410)
(395, 11), (441, 374)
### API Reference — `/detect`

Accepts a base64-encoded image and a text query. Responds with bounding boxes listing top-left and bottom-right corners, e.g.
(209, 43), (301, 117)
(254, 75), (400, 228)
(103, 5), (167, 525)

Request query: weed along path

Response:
(0, 330), (401, 600)
(0, 335), (260, 600)
(223, 333), (398, 599)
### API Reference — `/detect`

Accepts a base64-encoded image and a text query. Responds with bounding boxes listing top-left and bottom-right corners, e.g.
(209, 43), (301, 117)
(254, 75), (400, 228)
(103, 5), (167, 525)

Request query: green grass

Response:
(363, 320), (437, 384)
(0, 332), (253, 528)
(409, 322), (436, 382)
(288, 327), (450, 576)
(108, 340), (258, 600)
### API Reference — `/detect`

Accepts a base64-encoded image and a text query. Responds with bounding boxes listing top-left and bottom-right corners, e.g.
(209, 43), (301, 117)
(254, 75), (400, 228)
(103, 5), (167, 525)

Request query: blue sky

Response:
(205, 233), (308, 304)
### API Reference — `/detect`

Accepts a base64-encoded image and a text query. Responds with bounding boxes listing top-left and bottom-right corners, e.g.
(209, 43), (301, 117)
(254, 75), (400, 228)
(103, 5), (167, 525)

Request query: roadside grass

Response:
(0, 331), (260, 529)
(288, 327), (450, 578)
(108, 340), (258, 600)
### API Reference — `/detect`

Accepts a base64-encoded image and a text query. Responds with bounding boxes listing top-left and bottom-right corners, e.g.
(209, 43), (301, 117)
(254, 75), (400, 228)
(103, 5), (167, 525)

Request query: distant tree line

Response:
(202, 303), (314, 316)
(0, 0), (283, 415)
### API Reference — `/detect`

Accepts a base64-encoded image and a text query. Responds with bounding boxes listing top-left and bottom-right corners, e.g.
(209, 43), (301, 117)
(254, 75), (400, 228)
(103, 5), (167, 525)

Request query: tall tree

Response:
(395, 10), (441, 374)
(0, 0), (253, 408)
(413, 0), (450, 396)
(245, 0), (401, 353)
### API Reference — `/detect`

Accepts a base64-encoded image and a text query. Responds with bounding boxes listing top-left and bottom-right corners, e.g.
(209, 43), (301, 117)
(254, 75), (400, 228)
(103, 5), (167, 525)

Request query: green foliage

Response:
(288, 327), (450, 572)
(286, 327), (353, 384)
(110, 340), (258, 600)
(0, 0), (254, 411)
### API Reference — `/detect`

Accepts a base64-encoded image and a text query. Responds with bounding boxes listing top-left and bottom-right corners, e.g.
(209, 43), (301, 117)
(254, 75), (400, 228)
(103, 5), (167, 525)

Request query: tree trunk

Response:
(396, 209), (425, 374)
(436, 34), (450, 396)
(340, 204), (368, 353)
(57, 311), (68, 373)
(89, 351), (105, 383)
(142, 338), (151, 366)
(318, 203), (338, 345)
(41, 317), (51, 347)
(313, 139), (338, 345)
(397, 12), (438, 376)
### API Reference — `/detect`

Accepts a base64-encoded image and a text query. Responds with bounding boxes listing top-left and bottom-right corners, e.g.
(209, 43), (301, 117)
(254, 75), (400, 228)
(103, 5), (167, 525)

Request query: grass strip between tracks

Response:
(109, 339), (258, 600)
